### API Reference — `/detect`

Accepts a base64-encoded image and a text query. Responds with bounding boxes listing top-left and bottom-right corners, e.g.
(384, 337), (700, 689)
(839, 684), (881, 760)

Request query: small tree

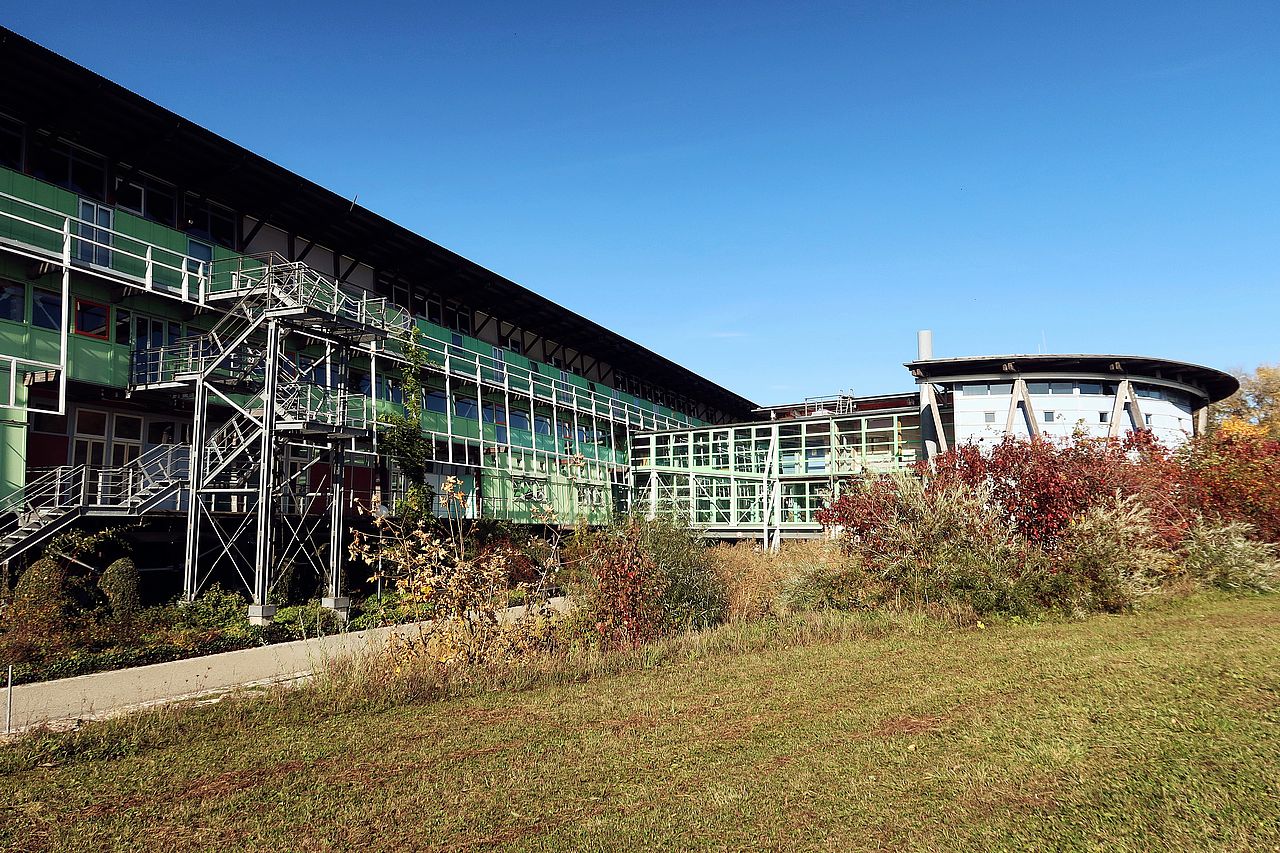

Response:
(1212, 364), (1280, 439)
(350, 476), (546, 666)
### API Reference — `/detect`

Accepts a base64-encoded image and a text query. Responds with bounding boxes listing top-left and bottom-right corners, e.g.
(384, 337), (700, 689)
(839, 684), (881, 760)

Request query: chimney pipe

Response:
(917, 329), (933, 361)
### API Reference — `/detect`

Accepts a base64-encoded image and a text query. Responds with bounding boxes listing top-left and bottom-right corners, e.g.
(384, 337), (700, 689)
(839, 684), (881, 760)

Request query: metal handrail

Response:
(88, 445), (190, 508)
(0, 189), (210, 299)
(2, 186), (699, 433)
(0, 465), (88, 550)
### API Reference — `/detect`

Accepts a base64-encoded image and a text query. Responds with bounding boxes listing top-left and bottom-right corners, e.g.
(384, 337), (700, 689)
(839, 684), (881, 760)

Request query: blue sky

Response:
(8, 2), (1278, 404)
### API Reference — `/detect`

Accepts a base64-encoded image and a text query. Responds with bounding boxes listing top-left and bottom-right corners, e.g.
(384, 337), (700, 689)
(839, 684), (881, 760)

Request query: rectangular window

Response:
(114, 414), (143, 442)
(116, 177), (177, 226)
(1043, 411), (1055, 423)
(453, 396), (478, 420)
(147, 421), (178, 444)
(442, 302), (471, 335)
(0, 280), (23, 322)
(425, 390), (448, 414)
(534, 414), (552, 435)
(500, 331), (522, 354)
(349, 369), (372, 397)
(32, 289), (62, 330)
(116, 180), (143, 214)
(984, 412), (996, 423)
(1079, 382), (1103, 396)
(1099, 412), (1110, 424)
(1027, 382), (1051, 395)
(149, 184), (176, 227)
(114, 309), (131, 344)
(69, 151), (107, 200)
(1145, 414), (1153, 426)
(1050, 382), (1074, 395)
(183, 195), (237, 248)
(186, 238), (213, 275)
(31, 141), (105, 200)
(210, 207), (235, 248)
(76, 199), (113, 266)
(988, 382), (1012, 395)
(30, 412), (66, 435)
(510, 410), (530, 431)
(75, 408), (108, 437)
(74, 299), (109, 339)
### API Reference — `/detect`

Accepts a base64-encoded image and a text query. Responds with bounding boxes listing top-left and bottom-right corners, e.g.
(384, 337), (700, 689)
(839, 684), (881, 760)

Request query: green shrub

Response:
(1048, 494), (1174, 613)
(569, 517), (728, 648)
(572, 519), (666, 648)
(273, 601), (344, 640)
(1180, 519), (1279, 593)
(639, 518), (727, 631)
(99, 557), (142, 627)
(780, 557), (880, 613)
(5, 557), (70, 640)
(348, 592), (414, 631)
(178, 585), (249, 631)
(837, 473), (1040, 616)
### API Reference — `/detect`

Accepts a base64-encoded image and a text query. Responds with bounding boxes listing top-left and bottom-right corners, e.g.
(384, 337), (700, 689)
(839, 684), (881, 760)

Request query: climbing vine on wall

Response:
(379, 331), (436, 521)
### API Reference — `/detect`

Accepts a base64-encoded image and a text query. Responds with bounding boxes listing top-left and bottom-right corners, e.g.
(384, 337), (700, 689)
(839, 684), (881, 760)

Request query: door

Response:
(111, 414), (143, 465)
(72, 408), (109, 502)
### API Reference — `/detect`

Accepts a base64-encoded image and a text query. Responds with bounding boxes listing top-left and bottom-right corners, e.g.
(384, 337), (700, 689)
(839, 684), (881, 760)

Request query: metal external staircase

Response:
(0, 254), (390, 620)
(0, 445), (189, 563)
(163, 254), (388, 619)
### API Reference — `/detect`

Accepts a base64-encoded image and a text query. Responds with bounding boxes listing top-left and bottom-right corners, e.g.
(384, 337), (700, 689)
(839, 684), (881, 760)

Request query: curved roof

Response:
(904, 353), (1239, 403)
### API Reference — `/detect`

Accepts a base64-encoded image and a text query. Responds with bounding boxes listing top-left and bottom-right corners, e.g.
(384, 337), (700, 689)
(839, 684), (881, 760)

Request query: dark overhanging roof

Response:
(0, 27), (758, 419)
(904, 353), (1239, 403)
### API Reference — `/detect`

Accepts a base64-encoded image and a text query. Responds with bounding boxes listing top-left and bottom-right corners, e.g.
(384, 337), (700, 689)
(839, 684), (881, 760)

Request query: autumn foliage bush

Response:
(814, 430), (1280, 617)
(569, 517), (727, 648)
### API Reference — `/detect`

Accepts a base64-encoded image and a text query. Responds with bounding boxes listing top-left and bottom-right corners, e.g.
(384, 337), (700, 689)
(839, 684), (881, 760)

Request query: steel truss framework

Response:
(631, 410), (923, 548)
(0, 185), (704, 612)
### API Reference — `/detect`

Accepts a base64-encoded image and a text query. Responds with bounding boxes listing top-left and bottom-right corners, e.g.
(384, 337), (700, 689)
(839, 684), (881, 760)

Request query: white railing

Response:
(0, 185), (700, 434)
(0, 189), (210, 301)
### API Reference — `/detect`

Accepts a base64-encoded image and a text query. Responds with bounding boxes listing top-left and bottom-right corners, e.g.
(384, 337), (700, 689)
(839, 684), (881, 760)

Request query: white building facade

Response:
(907, 350), (1238, 456)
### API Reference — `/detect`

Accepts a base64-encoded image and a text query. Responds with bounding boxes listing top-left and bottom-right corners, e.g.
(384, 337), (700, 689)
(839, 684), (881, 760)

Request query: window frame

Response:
(73, 297), (111, 340)
(0, 279), (24, 323)
(31, 288), (63, 331)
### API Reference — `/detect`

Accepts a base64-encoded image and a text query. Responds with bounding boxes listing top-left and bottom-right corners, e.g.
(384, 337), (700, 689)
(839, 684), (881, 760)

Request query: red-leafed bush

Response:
(577, 519), (667, 649)
(568, 517), (727, 648)
(814, 429), (1280, 617)
(1180, 432), (1280, 543)
(916, 432), (1192, 547)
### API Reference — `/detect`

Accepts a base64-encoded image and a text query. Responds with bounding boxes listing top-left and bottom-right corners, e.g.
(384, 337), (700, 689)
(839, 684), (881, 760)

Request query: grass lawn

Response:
(2, 593), (1278, 851)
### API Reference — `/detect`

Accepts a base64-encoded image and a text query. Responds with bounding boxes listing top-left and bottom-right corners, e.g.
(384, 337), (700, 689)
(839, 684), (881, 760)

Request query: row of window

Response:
(2, 110), (704, 420)
(980, 410), (1154, 426)
(960, 380), (1192, 407)
(961, 381), (1116, 397)
(1, 115), (236, 247)
(0, 279), (182, 344)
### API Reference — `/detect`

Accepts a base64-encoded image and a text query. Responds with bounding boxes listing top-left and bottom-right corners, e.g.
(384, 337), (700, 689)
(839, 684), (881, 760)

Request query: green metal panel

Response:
(0, 381), (26, 498)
